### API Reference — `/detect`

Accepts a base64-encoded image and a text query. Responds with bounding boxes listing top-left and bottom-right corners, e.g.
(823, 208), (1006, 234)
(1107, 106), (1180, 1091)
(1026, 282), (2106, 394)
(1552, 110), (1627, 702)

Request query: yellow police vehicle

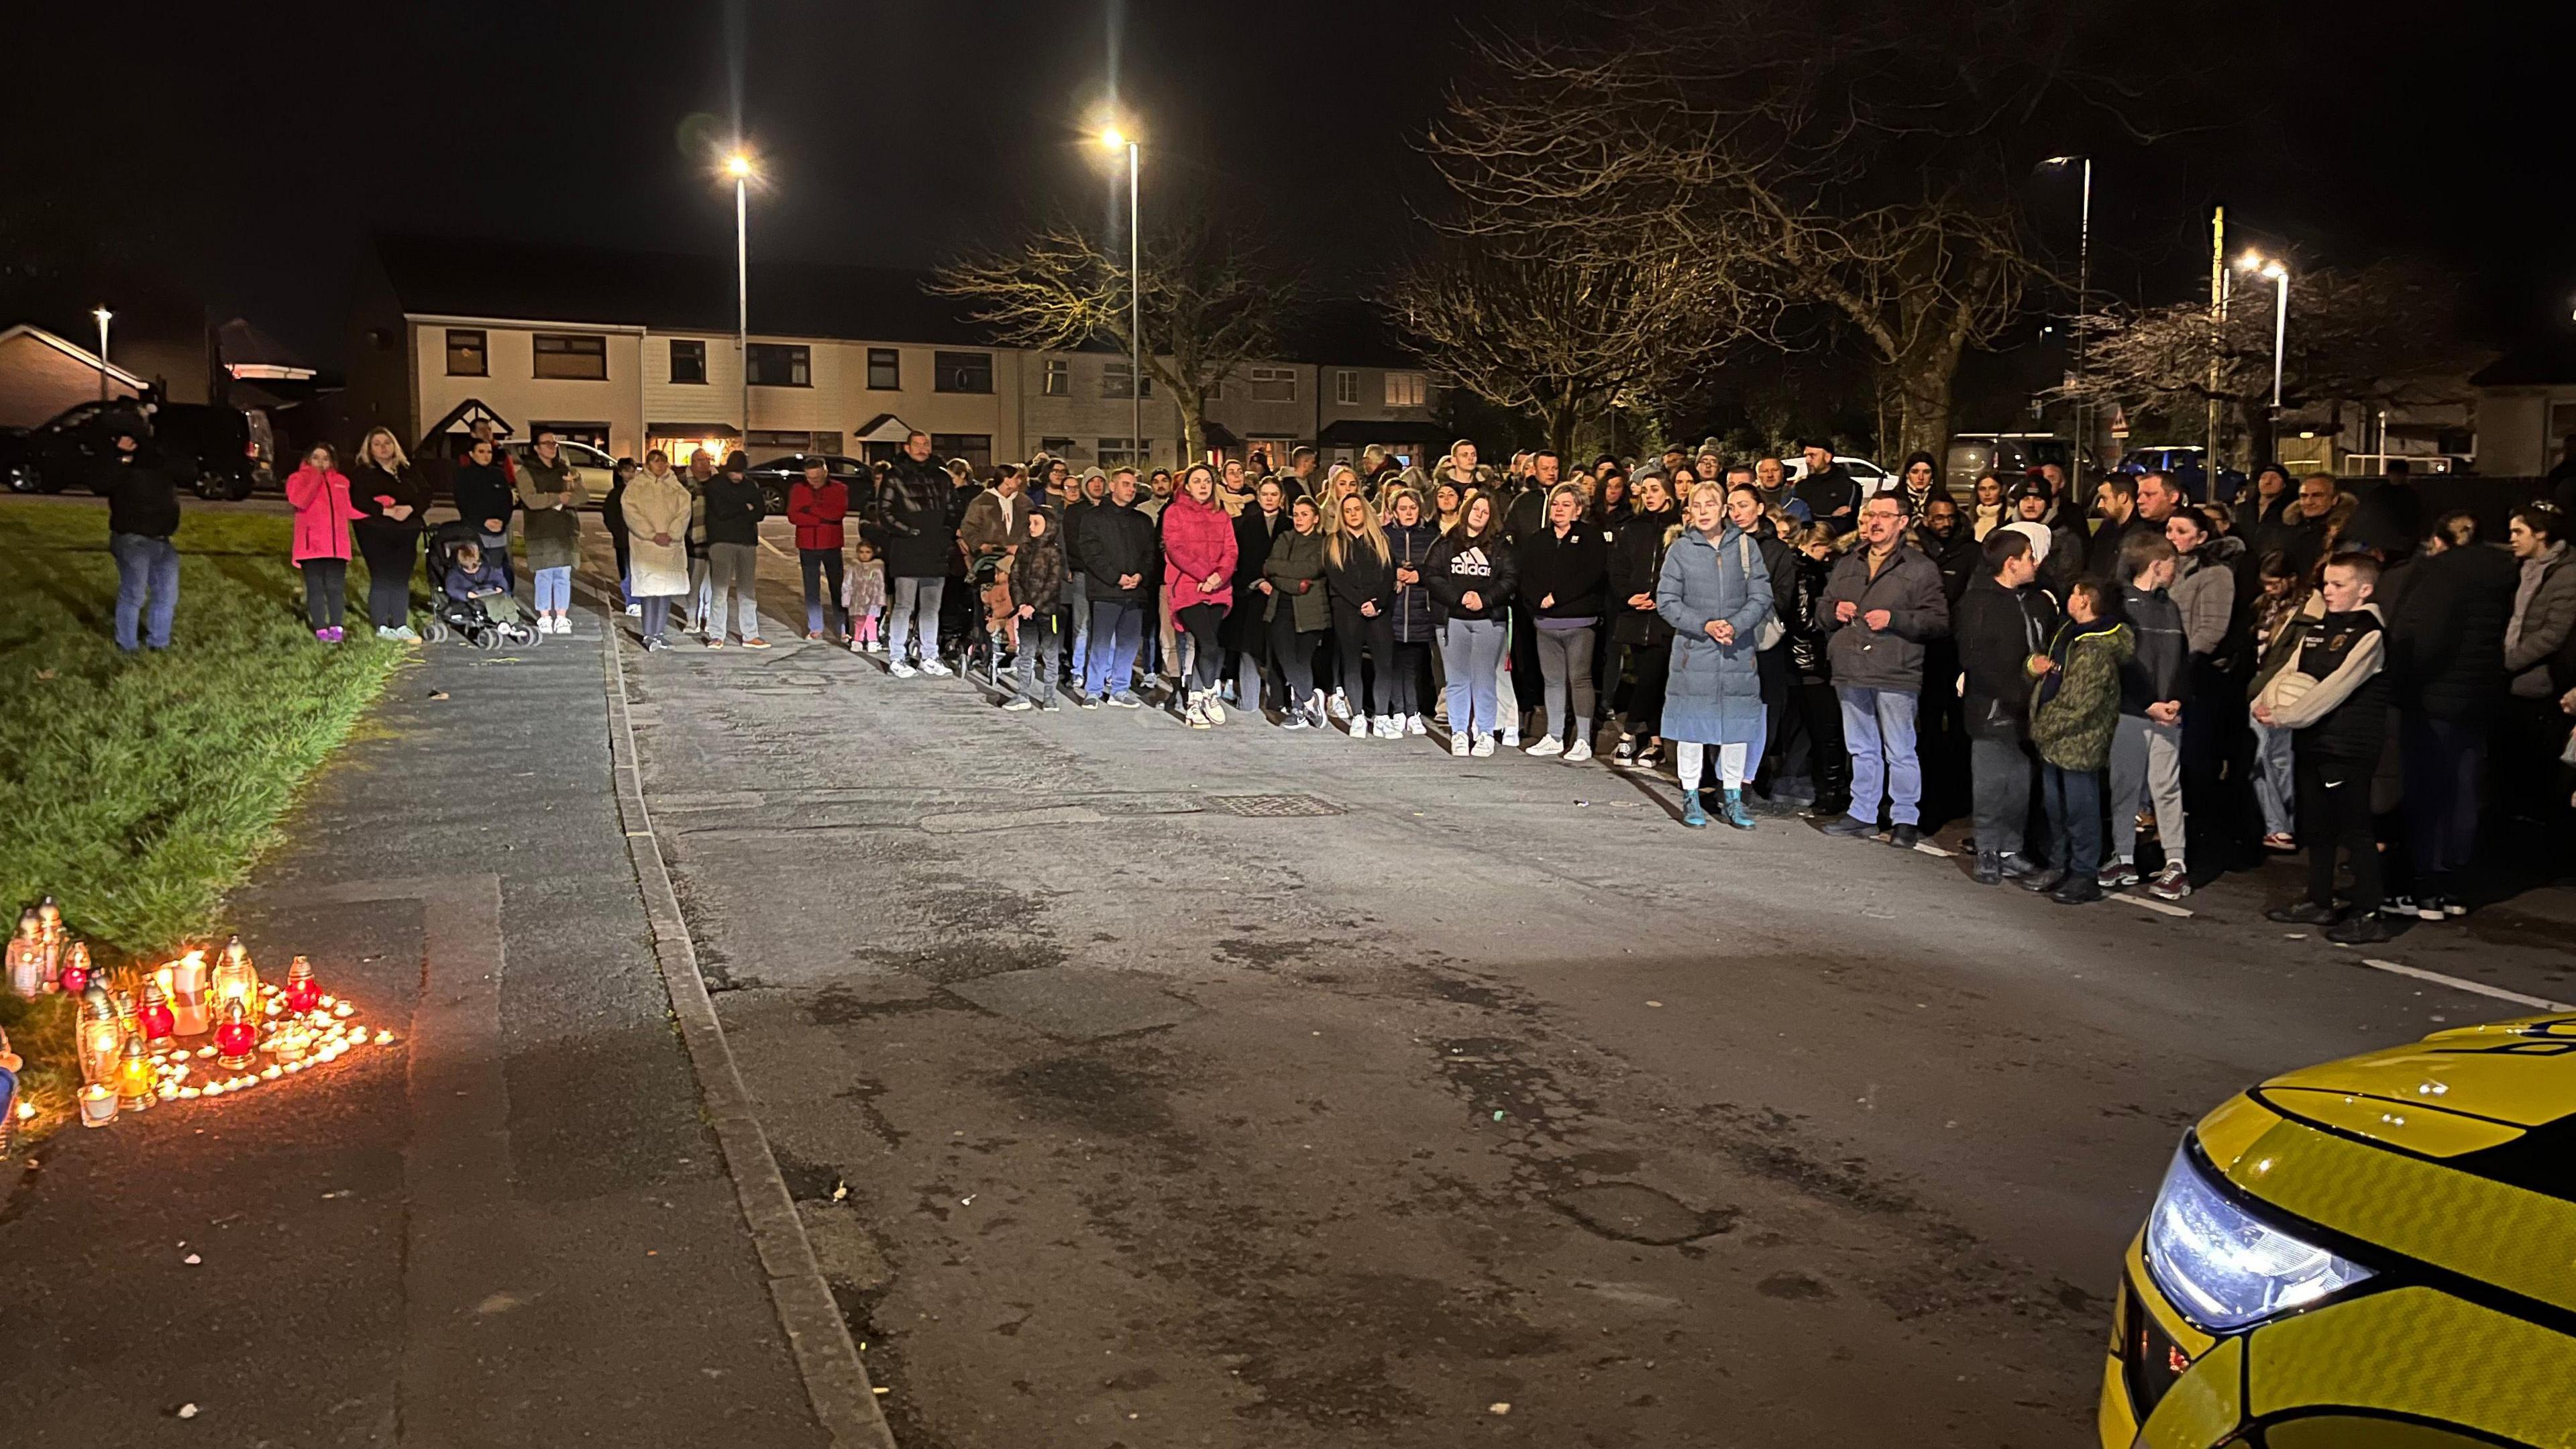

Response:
(2103, 1012), (2576, 1447)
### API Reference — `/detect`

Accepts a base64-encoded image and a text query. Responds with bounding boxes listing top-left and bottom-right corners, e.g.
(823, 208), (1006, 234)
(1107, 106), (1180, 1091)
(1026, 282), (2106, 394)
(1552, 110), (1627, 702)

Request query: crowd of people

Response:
(83, 403), (2576, 941)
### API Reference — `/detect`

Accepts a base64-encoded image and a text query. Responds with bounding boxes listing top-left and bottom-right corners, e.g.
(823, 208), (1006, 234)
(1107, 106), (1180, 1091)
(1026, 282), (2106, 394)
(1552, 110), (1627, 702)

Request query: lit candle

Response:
(215, 1001), (258, 1069)
(284, 956), (320, 1014)
(80, 1083), (117, 1127)
(116, 1036), (155, 1111)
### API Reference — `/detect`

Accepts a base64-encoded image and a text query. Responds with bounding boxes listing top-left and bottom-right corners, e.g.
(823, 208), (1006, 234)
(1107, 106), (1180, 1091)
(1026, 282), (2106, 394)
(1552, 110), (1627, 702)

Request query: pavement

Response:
(596, 521), (2576, 1446)
(0, 565), (835, 1446)
(9, 507), (2570, 1447)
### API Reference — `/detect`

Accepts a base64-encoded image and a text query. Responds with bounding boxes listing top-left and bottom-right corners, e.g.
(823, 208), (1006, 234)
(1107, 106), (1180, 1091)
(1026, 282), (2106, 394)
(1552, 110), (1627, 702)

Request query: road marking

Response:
(2361, 958), (2576, 1014)
(600, 611), (898, 1449)
(2115, 892), (2195, 919)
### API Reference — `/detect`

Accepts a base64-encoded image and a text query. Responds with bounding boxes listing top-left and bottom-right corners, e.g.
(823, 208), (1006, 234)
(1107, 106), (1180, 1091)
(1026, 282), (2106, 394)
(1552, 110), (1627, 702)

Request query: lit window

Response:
(445, 329), (487, 377)
(1383, 371), (1428, 407)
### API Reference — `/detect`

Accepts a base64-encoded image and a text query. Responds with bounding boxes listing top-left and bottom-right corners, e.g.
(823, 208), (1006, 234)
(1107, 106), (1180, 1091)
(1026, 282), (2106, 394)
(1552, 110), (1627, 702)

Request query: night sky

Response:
(4, 0), (2564, 372)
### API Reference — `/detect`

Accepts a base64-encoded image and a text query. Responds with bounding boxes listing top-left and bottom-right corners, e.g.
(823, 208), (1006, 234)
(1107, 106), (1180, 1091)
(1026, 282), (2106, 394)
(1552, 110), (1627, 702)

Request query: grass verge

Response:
(1, 498), (406, 1137)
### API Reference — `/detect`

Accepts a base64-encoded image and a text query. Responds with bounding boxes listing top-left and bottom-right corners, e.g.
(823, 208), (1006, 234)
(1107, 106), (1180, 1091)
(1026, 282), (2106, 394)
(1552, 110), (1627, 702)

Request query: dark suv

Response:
(745, 452), (875, 515)
(1, 399), (272, 499)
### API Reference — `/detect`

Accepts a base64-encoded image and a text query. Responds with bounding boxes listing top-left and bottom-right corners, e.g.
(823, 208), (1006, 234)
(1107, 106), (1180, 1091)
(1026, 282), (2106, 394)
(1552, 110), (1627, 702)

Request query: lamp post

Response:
(1101, 127), (1142, 470)
(725, 150), (757, 455)
(2043, 157), (2091, 486)
(92, 307), (113, 401)
(2238, 251), (2291, 416)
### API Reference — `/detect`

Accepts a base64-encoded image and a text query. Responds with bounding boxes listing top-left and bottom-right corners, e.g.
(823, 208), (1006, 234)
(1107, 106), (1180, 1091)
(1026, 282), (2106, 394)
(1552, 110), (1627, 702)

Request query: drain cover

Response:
(1204, 794), (1346, 818)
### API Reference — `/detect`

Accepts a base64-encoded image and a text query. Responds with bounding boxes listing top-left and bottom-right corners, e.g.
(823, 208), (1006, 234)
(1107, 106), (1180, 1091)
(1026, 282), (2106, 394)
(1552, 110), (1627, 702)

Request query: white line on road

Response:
(2361, 958), (2576, 1014)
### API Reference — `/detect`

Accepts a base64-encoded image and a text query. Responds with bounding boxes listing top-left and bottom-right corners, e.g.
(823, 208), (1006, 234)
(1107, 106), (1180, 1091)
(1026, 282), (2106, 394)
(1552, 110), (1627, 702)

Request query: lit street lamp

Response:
(92, 307), (113, 402)
(2043, 156), (2091, 484)
(1101, 126), (1142, 470)
(725, 149), (759, 454)
(2238, 250), (2290, 415)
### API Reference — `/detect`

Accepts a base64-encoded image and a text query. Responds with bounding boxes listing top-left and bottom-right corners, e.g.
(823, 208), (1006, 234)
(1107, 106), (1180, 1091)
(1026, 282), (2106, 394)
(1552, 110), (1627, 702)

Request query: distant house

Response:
(347, 234), (1439, 472)
(2470, 341), (2576, 476)
(0, 323), (147, 429)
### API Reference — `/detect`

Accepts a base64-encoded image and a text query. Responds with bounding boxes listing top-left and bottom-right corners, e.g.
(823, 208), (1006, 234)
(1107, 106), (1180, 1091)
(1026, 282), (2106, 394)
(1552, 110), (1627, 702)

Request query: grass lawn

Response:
(1, 498), (407, 1135)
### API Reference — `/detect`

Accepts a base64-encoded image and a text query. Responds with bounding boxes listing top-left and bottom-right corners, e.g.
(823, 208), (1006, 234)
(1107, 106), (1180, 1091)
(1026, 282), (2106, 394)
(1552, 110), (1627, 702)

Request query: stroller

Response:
(421, 521), (541, 649)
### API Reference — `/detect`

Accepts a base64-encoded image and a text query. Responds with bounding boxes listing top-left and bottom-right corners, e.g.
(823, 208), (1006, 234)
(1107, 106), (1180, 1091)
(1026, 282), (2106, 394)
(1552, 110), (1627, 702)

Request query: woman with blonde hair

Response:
(1324, 490), (1399, 738)
(1655, 480), (1776, 826)
(349, 425), (431, 639)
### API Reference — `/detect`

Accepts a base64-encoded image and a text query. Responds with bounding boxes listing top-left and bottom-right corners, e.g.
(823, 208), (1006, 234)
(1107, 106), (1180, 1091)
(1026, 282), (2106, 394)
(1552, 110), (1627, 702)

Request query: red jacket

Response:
(1160, 492), (1239, 610)
(286, 465), (365, 562)
(787, 478), (849, 551)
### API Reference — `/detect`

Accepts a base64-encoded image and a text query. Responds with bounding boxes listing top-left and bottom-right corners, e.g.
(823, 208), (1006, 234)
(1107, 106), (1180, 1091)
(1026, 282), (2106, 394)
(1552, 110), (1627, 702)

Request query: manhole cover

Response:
(1204, 794), (1346, 818)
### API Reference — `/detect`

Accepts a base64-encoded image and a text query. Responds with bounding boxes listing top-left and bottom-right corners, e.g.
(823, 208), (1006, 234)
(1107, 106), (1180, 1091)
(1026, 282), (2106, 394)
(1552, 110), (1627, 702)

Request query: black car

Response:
(744, 452), (875, 516)
(1, 399), (271, 499)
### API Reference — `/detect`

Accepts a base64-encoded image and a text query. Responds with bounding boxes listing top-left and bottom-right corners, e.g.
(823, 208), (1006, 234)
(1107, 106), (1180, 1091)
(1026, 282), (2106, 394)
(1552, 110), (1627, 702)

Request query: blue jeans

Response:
(2252, 719), (2296, 837)
(1837, 686), (1922, 824)
(1085, 599), (1144, 697)
(1440, 618), (1506, 736)
(2041, 765), (2104, 875)
(1065, 574), (1090, 680)
(533, 566), (572, 612)
(110, 531), (179, 651)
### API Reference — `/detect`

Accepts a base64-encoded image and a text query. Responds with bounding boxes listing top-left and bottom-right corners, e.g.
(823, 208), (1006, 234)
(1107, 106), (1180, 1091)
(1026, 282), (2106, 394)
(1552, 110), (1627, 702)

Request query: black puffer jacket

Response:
(1605, 507), (1677, 647)
(1387, 519), (1442, 644)
(878, 458), (957, 578)
(1075, 500), (1159, 604)
(2392, 542), (2518, 724)
(99, 447), (184, 538)
(1954, 571), (2059, 740)
(2118, 582), (2190, 713)
(1785, 551), (1835, 680)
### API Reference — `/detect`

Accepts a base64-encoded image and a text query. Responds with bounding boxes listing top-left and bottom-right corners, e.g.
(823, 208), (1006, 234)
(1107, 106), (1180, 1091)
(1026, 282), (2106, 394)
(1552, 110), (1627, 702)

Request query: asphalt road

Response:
(612, 532), (2576, 1448)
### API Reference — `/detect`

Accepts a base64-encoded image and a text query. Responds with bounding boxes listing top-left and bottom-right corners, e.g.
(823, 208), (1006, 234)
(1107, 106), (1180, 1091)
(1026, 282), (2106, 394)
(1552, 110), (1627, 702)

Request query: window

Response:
(1042, 359), (1069, 396)
(1097, 438), (1154, 470)
(1040, 435), (1077, 458)
(1335, 369), (1360, 405)
(533, 333), (608, 380)
(1249, 366), (1297, 402)
(930, 433), (992, 472)
(669, 339), (707, 384)
(444, 328), (487, 376)
(1383, 370), (1428, 407)
(1101, 361), (1154, 399)
(867, 347), (900, 390)
(748, 430), (817, 450)
(746, 343), (810, 387)
(813, 431), (843, 455)
(531, 424), (612, 451)
(933, 351), (993, 394)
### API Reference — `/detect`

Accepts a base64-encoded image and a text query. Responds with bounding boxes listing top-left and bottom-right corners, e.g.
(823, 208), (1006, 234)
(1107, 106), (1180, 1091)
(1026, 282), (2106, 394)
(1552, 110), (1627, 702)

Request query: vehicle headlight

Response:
(2143, 1144), (2373, 1332)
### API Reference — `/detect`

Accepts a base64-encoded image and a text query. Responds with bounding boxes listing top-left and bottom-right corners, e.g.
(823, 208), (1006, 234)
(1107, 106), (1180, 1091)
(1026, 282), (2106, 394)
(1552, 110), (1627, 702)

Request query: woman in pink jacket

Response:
(286, 443), (366, 643)
(1161, 463), (1239, 729)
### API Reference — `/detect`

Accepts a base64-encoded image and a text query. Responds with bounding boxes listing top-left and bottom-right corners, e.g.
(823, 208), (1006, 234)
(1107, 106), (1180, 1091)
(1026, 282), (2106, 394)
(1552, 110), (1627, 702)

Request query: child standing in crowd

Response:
(2024, 579), (2135, 906)
(844, 540), (887, 653)
(2104, 533), (2191, 899)
(2258, 554), (2392, 944)
(2245, 550), (2316, 851)
(286, 443), (364, 643)
(1004, 510), (1067, 712)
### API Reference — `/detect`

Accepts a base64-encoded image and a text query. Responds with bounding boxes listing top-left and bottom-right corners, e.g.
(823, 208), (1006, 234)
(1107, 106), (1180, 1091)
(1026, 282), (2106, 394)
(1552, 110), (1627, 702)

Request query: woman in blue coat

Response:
(1656, 481), (1776, 828)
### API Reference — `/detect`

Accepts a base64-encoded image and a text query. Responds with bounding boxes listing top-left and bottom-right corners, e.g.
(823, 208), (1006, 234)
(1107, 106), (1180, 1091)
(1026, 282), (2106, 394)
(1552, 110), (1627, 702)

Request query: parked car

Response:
(1780, 453), (1894, 495)
(1945, 432), (2103, 492)
(745, 452), (874, 516)
(501, 437), (620, 502)
(0, 398), (270, 499)
(2099, 1010), (2576, 1447)
(2115, 445), (2246, 504)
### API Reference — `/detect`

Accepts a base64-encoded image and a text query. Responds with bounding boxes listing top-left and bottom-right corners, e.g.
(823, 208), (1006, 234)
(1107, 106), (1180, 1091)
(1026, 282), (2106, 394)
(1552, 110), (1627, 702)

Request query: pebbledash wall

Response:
(397, 317), (1441, 474)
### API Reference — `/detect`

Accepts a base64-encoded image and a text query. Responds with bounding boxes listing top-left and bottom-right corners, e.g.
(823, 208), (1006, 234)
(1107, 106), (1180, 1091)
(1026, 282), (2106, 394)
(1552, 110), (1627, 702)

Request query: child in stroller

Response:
(424, 525), (541, 647)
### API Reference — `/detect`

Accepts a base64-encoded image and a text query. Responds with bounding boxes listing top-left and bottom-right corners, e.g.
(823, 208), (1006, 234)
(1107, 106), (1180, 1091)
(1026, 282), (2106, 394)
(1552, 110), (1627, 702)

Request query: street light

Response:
(1100, 126), (1142, 470)
(724, 148), (759, 453)
(91, 307), (113, 401)
(2043, 156), (2092, 485)
(2238, 250), (2291, 415)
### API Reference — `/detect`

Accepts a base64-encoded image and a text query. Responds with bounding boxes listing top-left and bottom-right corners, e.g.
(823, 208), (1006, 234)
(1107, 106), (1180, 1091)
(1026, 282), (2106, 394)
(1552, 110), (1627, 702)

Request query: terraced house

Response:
(348, 235), (1444, 474)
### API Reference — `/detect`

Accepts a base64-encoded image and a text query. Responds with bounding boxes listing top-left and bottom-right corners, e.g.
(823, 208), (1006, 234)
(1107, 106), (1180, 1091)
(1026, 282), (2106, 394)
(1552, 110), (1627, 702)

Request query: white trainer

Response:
(1327, 689), (1352, 722)
(889, 661), (918, 678)
(1564, 738), (1593, 763)
(919, 659), (953, 678)
(1405, 714), (1427, 737)
(1525, 735), (1564, 757)
(1471, 734), (1497, 758)
(1450, 732), (1473, 757)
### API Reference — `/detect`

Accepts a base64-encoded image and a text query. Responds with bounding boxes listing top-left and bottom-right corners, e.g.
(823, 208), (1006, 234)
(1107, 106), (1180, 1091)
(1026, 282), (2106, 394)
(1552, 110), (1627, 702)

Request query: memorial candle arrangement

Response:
(2, 898), (399, 1144)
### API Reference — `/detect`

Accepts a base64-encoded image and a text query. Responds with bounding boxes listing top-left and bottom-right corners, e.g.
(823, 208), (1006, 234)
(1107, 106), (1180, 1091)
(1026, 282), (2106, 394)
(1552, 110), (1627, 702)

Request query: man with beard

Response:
(1792, 440), (1860, 536)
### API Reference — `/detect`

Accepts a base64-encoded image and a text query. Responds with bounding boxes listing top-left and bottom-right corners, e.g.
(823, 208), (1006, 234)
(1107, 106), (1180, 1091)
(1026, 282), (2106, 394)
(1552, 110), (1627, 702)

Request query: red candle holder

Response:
(215, 1002), (258, 1069)
(284, 956), (319, 1015)
(138, 983), (176, 1043)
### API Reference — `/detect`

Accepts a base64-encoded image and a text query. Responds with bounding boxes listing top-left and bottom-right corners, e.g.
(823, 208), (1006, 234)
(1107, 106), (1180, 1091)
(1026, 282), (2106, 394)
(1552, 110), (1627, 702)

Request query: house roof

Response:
(2471, 339), (2576, 388)
(375, 233), (1001, 347)
(0, 323), (150, 390)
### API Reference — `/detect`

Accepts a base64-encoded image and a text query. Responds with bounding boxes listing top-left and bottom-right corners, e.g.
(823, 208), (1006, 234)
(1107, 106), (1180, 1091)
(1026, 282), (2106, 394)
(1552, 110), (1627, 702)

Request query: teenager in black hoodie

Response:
(1954, 529), (2059, 883)
(1515, 484), (1609, 760)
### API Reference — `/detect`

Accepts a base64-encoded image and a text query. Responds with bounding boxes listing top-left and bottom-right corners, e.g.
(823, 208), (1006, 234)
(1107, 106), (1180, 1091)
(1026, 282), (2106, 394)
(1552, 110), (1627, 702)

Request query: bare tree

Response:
(931, 217), (1289, 462)
(2059, 261), (2483, 466)
(1391, 229), (1754, 457)
(1417, 3), (2092, 457)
